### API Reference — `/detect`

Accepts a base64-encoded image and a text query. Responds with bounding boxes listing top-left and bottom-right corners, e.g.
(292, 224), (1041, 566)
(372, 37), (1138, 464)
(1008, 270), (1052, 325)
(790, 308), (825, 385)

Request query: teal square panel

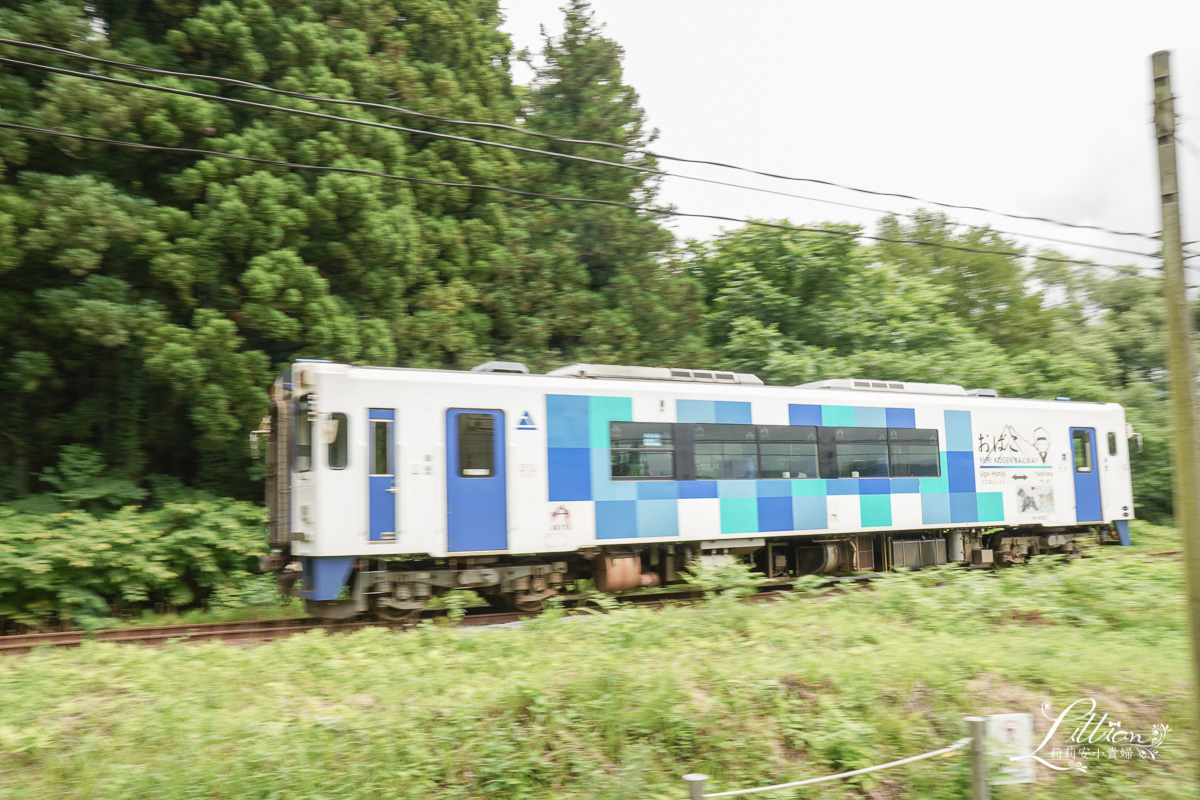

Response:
(717, 480), (758, 498)
(676, 399), (716, 423)
(976, 492), (1005, 522)
(791, 479), (827, 496)
(720, 497), (759, 533)
(854, 406), (887, 428)
(637, 499), (679, 538)
(792, 495), (828, 529)
(589, 396), (633, 448)
(860, 494), (892, 527)
(821, 405), (856, 427)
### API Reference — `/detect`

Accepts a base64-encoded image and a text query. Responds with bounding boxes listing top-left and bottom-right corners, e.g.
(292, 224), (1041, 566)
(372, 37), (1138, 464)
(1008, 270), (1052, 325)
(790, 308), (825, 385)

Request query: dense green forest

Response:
(0, 1), (1180, 621)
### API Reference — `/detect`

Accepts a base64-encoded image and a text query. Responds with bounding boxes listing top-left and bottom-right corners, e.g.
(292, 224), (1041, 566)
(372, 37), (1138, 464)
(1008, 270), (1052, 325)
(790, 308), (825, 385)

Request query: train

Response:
(256, 360), (1136, 619)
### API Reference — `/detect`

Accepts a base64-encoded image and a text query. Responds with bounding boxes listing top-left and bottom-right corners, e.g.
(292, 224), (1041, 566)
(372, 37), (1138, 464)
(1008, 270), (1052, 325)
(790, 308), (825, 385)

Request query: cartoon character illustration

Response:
(1034, 428), (1050, 464)
(1018, 487), (1039, 512)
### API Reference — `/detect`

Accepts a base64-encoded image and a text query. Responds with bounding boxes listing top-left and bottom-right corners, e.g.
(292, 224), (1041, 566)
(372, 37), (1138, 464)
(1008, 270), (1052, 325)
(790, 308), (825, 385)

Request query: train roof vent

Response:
(470, 361), (530, 374)
(546, 363), (764, 385)
(796, 378), (968, 396)
(967, 388), (999, 398)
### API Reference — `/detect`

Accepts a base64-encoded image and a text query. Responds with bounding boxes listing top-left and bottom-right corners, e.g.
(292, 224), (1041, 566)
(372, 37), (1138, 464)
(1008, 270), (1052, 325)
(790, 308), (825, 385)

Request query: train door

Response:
(1070, 427), (1103, 522)
(368, 409), (396, 541)
(446, 409), (507, 552)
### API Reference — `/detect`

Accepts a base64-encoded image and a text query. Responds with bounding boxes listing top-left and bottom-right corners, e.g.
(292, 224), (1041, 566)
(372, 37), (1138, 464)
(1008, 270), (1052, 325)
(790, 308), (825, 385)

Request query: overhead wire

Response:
(0, 37), (1162, 245)
(0, 120), (1118, 267)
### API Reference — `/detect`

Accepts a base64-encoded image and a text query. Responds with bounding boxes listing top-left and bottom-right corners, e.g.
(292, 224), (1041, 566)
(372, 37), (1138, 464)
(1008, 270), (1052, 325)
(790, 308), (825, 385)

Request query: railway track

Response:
(0, 584), (794, 655)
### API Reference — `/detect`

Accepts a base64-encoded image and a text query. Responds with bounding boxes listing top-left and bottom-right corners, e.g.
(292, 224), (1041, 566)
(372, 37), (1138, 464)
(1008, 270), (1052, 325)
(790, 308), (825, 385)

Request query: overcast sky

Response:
(500, 1), (1200, 275)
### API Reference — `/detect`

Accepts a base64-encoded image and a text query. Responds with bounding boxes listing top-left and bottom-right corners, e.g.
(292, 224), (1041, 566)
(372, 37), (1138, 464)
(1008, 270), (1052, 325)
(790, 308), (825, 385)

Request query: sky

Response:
(499, 1), (1200, 275)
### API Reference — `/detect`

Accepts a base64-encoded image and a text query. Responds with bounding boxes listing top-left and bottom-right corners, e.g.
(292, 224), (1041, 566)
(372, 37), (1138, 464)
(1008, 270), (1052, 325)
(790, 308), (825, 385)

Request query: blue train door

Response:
(1070, 427), (1103, 522)
(446, 409), (507, 552)
(368, 409), (396, 541)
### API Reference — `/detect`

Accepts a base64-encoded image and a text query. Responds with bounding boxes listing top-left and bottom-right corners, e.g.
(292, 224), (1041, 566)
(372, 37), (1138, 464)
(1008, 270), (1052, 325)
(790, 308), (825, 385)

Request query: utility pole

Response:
(1152, 49), (1200, 756)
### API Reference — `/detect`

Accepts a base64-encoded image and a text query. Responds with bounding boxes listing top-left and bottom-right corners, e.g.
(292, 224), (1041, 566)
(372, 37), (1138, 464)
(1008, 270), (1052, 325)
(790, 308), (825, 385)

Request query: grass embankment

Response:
(0, 522), (1191, 800)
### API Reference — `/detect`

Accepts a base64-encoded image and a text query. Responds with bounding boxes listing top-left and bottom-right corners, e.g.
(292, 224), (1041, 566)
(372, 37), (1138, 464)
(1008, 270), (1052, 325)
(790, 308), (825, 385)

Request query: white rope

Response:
(690, 737), (972, 798)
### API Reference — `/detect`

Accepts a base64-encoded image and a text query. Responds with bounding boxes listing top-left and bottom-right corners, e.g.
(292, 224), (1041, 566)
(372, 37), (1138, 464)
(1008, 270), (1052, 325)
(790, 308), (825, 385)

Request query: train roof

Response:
(286, 360), (1119, 411)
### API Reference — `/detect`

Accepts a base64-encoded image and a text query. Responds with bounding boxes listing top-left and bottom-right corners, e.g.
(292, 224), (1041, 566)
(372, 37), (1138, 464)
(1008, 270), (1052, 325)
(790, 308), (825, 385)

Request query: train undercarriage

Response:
(266, 525), (1110, 620)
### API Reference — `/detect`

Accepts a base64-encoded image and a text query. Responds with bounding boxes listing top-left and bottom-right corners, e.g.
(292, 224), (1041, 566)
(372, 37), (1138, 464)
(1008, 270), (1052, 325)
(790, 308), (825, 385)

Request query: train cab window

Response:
(833, 427), (889, 478)
(694, 423), (759, 480)
(757, 425), (818, 479)
(1108, 432), (1117, 456)
(458, 414), (495, 477)
(611, 422), (675, 479)
(327, 413), (348, 470)
(888, 429), (940, 477)
(1073, 430), (1093, 472)
(296, 394), (313, 472)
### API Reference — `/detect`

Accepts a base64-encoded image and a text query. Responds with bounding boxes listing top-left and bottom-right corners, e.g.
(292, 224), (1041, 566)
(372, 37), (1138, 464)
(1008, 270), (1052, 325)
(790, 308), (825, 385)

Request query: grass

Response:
(0, 521), (1192, 800)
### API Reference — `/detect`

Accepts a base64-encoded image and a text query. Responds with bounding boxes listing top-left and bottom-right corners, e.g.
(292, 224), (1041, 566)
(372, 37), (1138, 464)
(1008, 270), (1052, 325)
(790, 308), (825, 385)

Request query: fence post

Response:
(964, 716), (989, 800)
(682, 772), (709, 800)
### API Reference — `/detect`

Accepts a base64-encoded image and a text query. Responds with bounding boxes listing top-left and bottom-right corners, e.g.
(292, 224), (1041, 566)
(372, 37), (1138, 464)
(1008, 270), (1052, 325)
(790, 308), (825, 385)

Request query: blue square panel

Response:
(792, 496), (828, 529)
(891, 478), (920, 494)
(757, 496), (794, 531)
(945, 410), (973, 452)
(789, 404), (822, 426)
(921, 493), (951, 525)
(885, 408), (916, 429)
(636, 499), (679, 538)
(637, 481), (679, 500)
(546, 395), (589, 448)
(854, 406), (887, 428)
(827, 479), (859, 495)
(590, 449), (636, 501)
(859, 479), (891, 495)
(946, 451), (976, 493)
(679, 480), (719, 499)
(756, 480), (792, 497)
(548, 447), (591, 501)
(717, 480), (758, 498)
(676, 399), (716, 423)
(950, 492), (979, 524)
(715, 401), (752, 424)
(596, 500), (637, 539)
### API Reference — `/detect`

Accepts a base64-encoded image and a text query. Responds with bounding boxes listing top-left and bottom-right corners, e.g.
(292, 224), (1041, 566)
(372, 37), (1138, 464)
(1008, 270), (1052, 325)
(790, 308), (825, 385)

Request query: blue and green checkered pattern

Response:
(546, 395), (1004, 540)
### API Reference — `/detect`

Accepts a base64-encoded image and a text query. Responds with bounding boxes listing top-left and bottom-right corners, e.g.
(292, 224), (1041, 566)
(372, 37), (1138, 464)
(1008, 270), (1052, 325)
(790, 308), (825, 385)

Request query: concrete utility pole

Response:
(1152, 49), (1200, 757)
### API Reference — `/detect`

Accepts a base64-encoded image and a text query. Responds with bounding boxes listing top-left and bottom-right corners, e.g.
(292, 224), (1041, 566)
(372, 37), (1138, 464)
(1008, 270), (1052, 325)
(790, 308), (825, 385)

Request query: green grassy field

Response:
(0, 523), (1192, 800)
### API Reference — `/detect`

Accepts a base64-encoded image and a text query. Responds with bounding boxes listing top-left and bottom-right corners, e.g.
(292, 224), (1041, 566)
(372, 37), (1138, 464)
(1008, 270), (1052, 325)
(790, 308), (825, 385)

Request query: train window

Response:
(1073, 430), (1093, 473)
(371, 420), (391, 475)
(296, 395), (313, 472)
(611, 422), (675, 479)
(458, 414), (495, 477)
(328, 413), (348, 470)
(888, 429), (940, 477)
(694, 423), (759, 480)
(757, 425), (818, 479)
(1108, 432), (1117, 456)
(833, 427), (889, 478)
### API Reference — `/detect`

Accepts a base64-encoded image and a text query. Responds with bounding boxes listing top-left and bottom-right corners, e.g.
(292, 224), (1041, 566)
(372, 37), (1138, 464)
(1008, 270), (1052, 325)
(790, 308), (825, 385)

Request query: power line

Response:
(0, 38), (1160, 244)
(0, 56), (1159, 262)
(0, 120), (1114, 267)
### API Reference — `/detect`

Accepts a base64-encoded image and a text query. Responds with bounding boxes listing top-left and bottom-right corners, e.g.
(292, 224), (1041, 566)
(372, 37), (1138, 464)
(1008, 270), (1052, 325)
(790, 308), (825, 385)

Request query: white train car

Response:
(259, 360), (1135, 618)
